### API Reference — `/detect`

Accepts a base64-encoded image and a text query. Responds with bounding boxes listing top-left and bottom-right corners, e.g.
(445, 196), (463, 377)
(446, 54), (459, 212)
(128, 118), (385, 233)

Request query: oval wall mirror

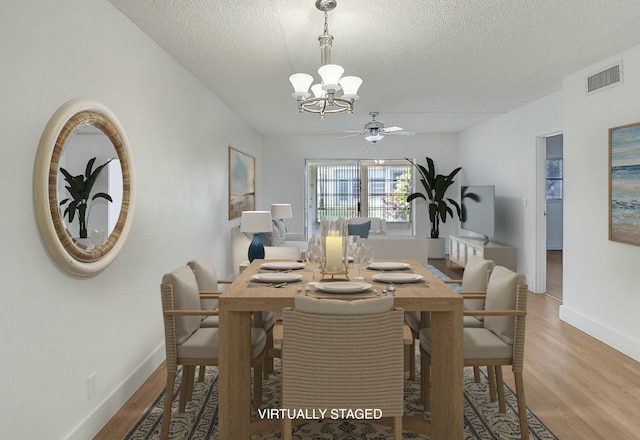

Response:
(34, 98), (136, 276)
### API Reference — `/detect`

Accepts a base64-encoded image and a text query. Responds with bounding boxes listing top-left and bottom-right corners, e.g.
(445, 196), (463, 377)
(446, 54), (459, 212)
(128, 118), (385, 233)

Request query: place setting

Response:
(246, 271), (304, 288)
(258, 261), (306, 272)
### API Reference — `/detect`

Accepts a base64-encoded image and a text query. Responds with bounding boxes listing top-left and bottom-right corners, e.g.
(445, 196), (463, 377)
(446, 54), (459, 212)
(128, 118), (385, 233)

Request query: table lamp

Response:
(270, 204), (293, 246)
(240, 211), (273, 262)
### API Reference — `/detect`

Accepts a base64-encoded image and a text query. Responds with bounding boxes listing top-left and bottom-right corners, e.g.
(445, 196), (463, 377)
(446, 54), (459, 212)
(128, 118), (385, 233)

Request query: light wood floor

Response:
(95, 256), (640, 440)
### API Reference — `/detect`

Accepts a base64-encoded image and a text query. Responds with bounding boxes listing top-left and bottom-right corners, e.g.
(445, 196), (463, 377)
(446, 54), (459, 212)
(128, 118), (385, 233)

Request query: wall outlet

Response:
(87, 372), (97, 400)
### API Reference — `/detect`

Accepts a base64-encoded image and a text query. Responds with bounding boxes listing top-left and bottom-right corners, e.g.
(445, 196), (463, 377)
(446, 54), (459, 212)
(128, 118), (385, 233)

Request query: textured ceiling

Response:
(107, 0), (640, 136)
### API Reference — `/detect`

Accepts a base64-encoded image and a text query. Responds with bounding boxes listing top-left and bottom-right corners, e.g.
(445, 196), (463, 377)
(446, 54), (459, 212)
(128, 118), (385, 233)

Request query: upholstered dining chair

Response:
(281, 295), (405, 440)
(187, 255), (277, 380)
(404, 255), (495, 381)
(186, 255), (230, 380)
(419, 266), (530, 440)
(160, 266), (267, 440)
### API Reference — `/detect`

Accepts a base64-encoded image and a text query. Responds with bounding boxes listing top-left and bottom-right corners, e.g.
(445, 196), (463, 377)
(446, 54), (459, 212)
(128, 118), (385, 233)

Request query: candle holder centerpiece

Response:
(320, 217), (349, 281)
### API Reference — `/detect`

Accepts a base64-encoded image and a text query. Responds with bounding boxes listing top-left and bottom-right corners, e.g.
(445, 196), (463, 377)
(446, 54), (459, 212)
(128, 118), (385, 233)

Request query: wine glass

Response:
(361, 246), (374, 280)
(347, 235), (359, 266)
(352, 241), (366, 280)
(306, 244), (320, 280)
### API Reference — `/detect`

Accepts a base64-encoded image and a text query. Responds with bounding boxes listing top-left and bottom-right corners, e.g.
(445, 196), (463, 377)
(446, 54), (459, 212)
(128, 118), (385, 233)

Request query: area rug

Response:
(125, 359), (557, 440)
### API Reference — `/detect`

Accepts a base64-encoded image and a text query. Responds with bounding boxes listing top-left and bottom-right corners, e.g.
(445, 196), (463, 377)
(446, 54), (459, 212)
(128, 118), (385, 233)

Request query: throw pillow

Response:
(271, 219), (287, 246)
(347, 221), (370, 238)
(258, 232), (272, 246)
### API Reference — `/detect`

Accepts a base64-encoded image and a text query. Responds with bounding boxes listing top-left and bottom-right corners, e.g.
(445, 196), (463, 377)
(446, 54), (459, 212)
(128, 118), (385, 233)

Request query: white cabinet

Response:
(449, 236), (517, 272)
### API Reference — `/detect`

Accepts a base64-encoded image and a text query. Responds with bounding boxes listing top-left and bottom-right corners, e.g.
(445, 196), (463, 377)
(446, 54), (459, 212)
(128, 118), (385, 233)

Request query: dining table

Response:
(218, 258), (463, 439)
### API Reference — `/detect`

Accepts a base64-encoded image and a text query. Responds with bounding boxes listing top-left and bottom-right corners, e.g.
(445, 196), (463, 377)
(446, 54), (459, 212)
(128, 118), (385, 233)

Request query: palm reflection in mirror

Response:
(58, 124), (123, 248)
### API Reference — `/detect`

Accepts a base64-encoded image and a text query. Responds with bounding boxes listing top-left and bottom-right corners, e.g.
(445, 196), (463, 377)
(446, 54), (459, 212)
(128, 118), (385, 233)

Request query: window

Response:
(546, 158), (563, 200)
(305, 160), (413, 235)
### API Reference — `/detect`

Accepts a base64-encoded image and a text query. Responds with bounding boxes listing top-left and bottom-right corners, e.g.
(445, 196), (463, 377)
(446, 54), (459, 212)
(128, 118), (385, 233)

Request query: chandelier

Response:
(288, 0), (362, 117)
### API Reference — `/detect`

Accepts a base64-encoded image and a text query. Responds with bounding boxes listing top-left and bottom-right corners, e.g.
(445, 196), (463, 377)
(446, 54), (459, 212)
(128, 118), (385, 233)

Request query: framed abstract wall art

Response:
(609, 122), (640, 246)
(228, 146), (255, 220)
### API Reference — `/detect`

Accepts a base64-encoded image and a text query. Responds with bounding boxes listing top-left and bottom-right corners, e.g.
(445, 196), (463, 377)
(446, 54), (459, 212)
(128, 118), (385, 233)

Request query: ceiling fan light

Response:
(365, 134), (384, 144)
(339, 76), (362, 100)
(289, 73), (314, 98)
(318, 64), (344, 90)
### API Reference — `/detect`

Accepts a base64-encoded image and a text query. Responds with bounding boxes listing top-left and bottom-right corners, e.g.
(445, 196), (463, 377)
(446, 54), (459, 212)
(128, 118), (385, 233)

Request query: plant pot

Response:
(426, 237), (445, 259)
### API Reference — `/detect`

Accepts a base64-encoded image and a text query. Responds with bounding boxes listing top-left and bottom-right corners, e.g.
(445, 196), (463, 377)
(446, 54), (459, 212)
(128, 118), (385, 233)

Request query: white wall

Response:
(560, 45), (640, 361)
(458, 92), (563, 290)
(261, 133), (460, 241)
(0, 1), (260, 438)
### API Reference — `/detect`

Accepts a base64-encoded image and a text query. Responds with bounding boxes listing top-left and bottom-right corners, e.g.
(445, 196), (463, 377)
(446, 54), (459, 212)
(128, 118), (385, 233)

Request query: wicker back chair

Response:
(159, 266), (267, 440)
(281, 295), (405, 440)
(419, 265), (530, 440)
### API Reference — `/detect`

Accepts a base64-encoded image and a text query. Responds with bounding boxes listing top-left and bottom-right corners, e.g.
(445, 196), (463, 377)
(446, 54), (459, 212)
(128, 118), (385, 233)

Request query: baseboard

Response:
(559, 305), (640, 362)
(65, 342), (166, 440)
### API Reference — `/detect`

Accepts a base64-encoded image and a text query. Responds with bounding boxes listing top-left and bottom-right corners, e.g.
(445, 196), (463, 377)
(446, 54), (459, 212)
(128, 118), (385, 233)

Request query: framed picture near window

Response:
(228, 146), (255, 220)
(609, 122), (640, 246)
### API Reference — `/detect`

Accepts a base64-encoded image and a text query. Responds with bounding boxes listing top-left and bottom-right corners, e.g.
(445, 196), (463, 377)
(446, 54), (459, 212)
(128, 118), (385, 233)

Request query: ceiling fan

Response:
(340, 112), (415, 144)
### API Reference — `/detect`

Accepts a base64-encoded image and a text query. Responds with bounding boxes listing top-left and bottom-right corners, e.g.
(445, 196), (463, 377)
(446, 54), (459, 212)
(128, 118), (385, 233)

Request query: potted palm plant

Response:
(406, 156), (462, 258)
(59, 157), (114, 240)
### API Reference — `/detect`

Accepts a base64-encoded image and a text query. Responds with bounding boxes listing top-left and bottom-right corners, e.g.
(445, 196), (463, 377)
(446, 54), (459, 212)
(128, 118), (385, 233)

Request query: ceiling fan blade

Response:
(338, 132), (365, 139)
(386, 130), (416, 136)
(381, 126), (404, 133)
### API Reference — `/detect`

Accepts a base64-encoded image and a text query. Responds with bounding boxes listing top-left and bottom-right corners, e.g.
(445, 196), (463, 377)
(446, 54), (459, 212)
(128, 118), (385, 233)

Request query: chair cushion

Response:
(347, 221), (370, 238)
(200, 315), (219, 328)
(252, 310), (276, 331)
(404, 311), (420, 333)
(187, 256), (219, 311)
(419, 327), (512, 360)
(405, 311), (482, 334)
(177, 327), (267, 360)
(294, 294), (393, 315)
(483, 266), (526, 345)
(162, 266), (202, 345)
(178, 327), (219, 359)
(461, 256), (494, 313)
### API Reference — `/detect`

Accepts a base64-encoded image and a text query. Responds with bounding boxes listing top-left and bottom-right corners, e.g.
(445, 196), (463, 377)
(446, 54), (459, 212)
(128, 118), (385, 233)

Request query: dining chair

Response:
(419, 266), (530, 439)
(186, 255), (229, 381)
(281, 295), (405, 440)
(159, 266), (267, 440)
(187, 255), (277, 380)
(404, 255), (495, 381)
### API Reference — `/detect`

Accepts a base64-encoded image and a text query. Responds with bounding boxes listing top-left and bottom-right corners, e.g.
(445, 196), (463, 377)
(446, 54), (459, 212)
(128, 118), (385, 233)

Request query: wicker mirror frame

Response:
(34, 98), (135, 276)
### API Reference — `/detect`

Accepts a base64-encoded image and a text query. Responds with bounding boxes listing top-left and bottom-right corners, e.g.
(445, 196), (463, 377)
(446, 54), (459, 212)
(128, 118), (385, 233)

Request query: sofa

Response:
(231, 226), (306, 276)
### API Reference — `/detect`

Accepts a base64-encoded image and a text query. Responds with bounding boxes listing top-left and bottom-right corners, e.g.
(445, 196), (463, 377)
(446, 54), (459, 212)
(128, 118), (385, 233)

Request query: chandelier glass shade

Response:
(289, 0), (362, 117)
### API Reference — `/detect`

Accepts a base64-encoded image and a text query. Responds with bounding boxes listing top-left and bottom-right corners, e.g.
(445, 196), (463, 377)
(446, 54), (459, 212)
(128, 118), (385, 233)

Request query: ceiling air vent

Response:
(585, 61), (623, 95)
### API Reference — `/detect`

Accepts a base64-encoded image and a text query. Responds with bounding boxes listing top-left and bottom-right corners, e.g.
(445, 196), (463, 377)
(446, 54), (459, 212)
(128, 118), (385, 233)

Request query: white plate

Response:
(372, 273), (425, 284)
(315, 282), (372, 293)
(368, 262), (411, 271)
(251, 273), (303, 283)
(260, 261), (306, 270)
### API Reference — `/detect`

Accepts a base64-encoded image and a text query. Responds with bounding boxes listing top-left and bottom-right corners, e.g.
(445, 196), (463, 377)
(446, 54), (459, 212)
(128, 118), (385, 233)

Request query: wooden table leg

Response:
(219, 310), (252, 439)
(430, 308), (463, 440)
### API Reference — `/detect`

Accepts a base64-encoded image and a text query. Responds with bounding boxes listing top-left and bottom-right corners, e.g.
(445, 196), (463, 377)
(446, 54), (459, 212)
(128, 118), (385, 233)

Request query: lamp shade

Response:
(339, 76), (362, 99)
(271, 204), (292, 219)
(311, 83), (325, 99)
(240, 211), (273, 233)
(289, 73), (313, 98)
(318, 64), (344, 90)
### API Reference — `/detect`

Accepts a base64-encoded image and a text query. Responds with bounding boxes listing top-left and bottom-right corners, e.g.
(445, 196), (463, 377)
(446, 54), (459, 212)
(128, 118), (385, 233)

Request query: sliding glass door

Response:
(305, 159), (413, 237)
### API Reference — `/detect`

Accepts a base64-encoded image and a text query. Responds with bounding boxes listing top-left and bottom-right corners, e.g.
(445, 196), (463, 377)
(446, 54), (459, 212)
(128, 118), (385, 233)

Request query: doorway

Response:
(535, 133), (564, 300)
